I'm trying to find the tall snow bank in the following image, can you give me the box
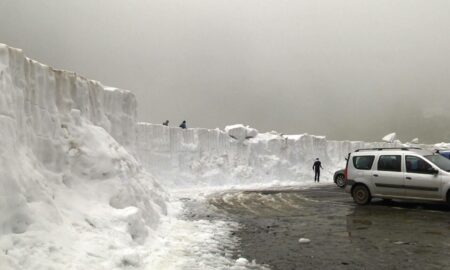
[136,123,402,188]
[0,44,167,269]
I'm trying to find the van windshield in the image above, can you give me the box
[424,155,450,172]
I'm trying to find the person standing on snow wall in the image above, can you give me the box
[313,158,323,182]
[179,120,187,129]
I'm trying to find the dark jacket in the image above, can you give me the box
[313,161,323,171]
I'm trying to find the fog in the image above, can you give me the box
[1,0,450,143]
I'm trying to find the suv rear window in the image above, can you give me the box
[353,156,375,170]
[378,155,401,172]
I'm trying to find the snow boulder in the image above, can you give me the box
[225,124,258,141]
[382,132,397,143]
[298,238,311,244]
[435,142,450,149]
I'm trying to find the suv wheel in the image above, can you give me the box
[335,174,346,188]
[352,185,371,205]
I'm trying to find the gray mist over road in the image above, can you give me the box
[1,0,450,142]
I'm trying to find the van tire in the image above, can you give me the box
[352,185,371,205]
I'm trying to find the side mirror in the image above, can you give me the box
[428,168,439,175]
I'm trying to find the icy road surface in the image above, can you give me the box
[182,185,450,270]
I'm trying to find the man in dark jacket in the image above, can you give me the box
[162,120,169,126]
[313,158,323,182]
[179,120,187,129]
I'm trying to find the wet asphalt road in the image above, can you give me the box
[184,184,450,270]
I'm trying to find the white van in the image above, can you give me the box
[344,147,450,205]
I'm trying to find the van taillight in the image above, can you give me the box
[344,153,350,181]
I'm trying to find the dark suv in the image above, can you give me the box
[438,150,450,159]
[333,169,346,188]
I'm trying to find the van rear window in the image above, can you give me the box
[378,155,401,172]
[353,156,375,170]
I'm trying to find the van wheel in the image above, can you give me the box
[352,185,371,205]
[335,174,346,188]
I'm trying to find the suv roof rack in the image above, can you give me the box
[355,147,422,152]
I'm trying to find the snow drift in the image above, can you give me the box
[0,44,167,269]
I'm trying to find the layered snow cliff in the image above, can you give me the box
[0,44,167,269]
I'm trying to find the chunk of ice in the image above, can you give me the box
[298,238,311,244]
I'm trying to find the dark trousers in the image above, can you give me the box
[314,170,320,182]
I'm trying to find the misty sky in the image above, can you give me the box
[1,0,450,143]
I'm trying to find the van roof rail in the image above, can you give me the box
[355,147,422,152]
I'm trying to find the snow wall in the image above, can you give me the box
[136,123,406,189]
[0,44,168,269]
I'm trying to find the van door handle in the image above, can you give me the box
[373,174,379,177]
[406,177,412,180]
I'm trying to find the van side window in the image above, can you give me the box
[353,156,375,170]
[378,155,401,172]
[405,155,433,174]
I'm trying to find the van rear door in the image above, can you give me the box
[348,154,376,186]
